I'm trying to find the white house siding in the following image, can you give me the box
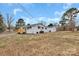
[26,24,45,34]
[47,27,56,32]
[26,24,56,34]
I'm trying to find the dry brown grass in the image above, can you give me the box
[0,31,79,56]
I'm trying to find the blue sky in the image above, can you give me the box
[0,3,79,26]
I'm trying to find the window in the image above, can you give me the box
[49,30,51,32]
[45,28,47,29]
[36,32,38,34]
[27,26,32,29]
[42,27,44,29]
[39,31,44,33]
[38,26,40,29]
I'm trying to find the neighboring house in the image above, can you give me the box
[26,23,56,34]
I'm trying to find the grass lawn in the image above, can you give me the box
[0,31,79,56]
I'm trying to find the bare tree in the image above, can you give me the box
[6,13,14,32]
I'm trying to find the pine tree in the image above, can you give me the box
[15,18,26,29]
[59,8,79,31]
[0,14,5,32]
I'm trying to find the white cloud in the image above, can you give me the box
[54,4,73,21]
[54,11,60,16]
[20,16,30,24]
[54,10,66,20]
[53,4,69,25]
[54,3,73,18]
[20,16,38,24]
[38,17,60,25]
[13,8,22,15]
[19,16,60,25]
[54,11,64,17]
[63,3,73,10]
[38,17,47,21]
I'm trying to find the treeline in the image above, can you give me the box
[0,13,15,33]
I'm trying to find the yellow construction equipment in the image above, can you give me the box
[15,18,26,34]
[16,27,26,34]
